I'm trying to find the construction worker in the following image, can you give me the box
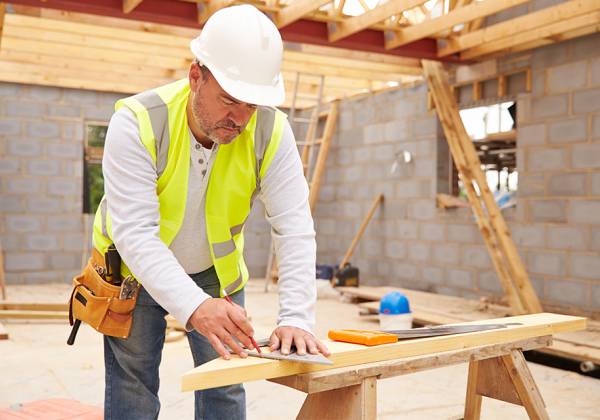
[94,5,328,419]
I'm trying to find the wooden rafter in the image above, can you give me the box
[122,0,143,14]
[462,10,600,59]
[328,0,428,42]
[439,0,600,57]
[386,0,530,49]
[276,0,331,28]
[0,2,5,50]
[198,0,236,24]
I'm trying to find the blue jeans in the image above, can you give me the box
[104,267,246,420]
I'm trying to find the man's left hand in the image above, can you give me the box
[269,326,330,357]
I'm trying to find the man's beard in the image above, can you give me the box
[191,99,242,144]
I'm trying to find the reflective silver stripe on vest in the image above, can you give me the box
[100,197,109,237]
[254,107,276,181]
[212,239,236,259]
[230,223,244,236]
[224,273,243,295]
[132,90,170,177]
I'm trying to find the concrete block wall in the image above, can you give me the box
[0,83,124,284]
[306,33,600,314]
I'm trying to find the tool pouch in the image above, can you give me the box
[68,256,139,339]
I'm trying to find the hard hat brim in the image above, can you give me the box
[191,40,285,107]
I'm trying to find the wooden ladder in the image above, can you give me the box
[422,60,542,315]
[264,75,339,290]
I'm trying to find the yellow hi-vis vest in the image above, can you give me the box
[92,78,286,296]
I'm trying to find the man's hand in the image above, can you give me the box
[269,326,330,356]
[188,298,256,360]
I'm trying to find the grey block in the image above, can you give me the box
[570,32,600,62]
[5,252,46,271]
[421,223,445,241]
[6,178,42,194]
[46,215,83,232]
[374,144,395,162]
[395,263,418,280]
[384,120,409,142]
[592,57,600,87]
[364,124,384,144]
[462,246,491,268]
[546,279,588,307]
[0,195,24,213]
[573,88,600,114]
[408,242,430,261]
[407,199,436,221]
[593,228,600,252]
[547,117,587,144]
[547,226,588,251]
[8,139,43,157]
[0,119,21,135]
[527,147,566,171]
[394,98,420,119]
[568,200,600,224]
[27,160,60,176]
[547,172,587,196]
[528,251,566,276]
[592,173,600,196]
[527,199,566,223]
[546,61,587,94]
[46,142,82,159]
[335,148,353,166]
[48,104,82,119]
[517,124,546,146]
[62,122,85,141]
[0,158,20,174]
[0,83,22,96]
[447,269,473,289]
[24,234,59,251]
[517,173,545,197]
[27,121,60,139]
[571,143,600,169]
[352,146,372,163]
[26,85,61,101]
[49,252,81,270]
[432,243,460,265]
[6,215,42,232]
[385,240,406,258]
[478,270,503,294]
[531,42,568,70]
[62,88,98,105]
[510,224,546,248]
[82,105,114,121]
[422,266,444,285]
[364,239,384,257]
[48,178,80,196]
[447,224,477,243]
[593,115,600,140]
[4,101,44,118]
[413,117,437,138]
[570,254,600,280]
[395,220,418,240]
[26,196,63,213]
[338,108,354,131]
[531,95,568,120]
[414,158,435,178]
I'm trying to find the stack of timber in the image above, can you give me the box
[337,286,600,367]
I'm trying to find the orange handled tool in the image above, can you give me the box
[328,329,398,346]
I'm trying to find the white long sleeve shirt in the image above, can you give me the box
[102,106,316,333]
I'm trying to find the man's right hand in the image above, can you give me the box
[188,298,256,360]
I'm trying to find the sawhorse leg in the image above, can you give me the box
[464,349,549,420]
[297,376,377,420]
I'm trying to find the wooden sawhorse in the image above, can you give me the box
[270,336,551,420]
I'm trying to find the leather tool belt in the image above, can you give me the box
[68,248,140,339]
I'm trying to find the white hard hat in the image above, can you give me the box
[190,5,285,107]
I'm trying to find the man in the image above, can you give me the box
[95,5,328,419]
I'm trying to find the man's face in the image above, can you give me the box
[189,63,257,144]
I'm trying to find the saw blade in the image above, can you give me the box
[247,349,333,365]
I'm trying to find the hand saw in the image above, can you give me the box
[329,323,522,346]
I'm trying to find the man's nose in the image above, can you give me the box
[228,104,255,127]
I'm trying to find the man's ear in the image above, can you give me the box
[189,62,203,91]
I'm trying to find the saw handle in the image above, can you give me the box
[328,329,398,346]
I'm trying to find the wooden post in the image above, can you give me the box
[464,350,549,420]
[422,60,542,315]
[339,194,384,268]
[297,377,377,420]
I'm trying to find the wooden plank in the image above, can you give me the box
[0,310,68,319]
[439,0,600,57]
[328,0,428,42]
[122,0,143,14]
[198,0,236,24]
[461,11,600,59]
[308,101,339,211]
[0,322,8,340]
[338,194,384,268]
[422,60,542,314]
[181,313,586,391]
[270,336,552,394]
[276,0,331,28]
[0,2,6,50]
[0,302,68,311]
[386,0,530,50]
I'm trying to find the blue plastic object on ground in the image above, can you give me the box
[379,291,411,315]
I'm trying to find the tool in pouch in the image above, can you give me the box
[67,244,140,345]
[328,323,522,346]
